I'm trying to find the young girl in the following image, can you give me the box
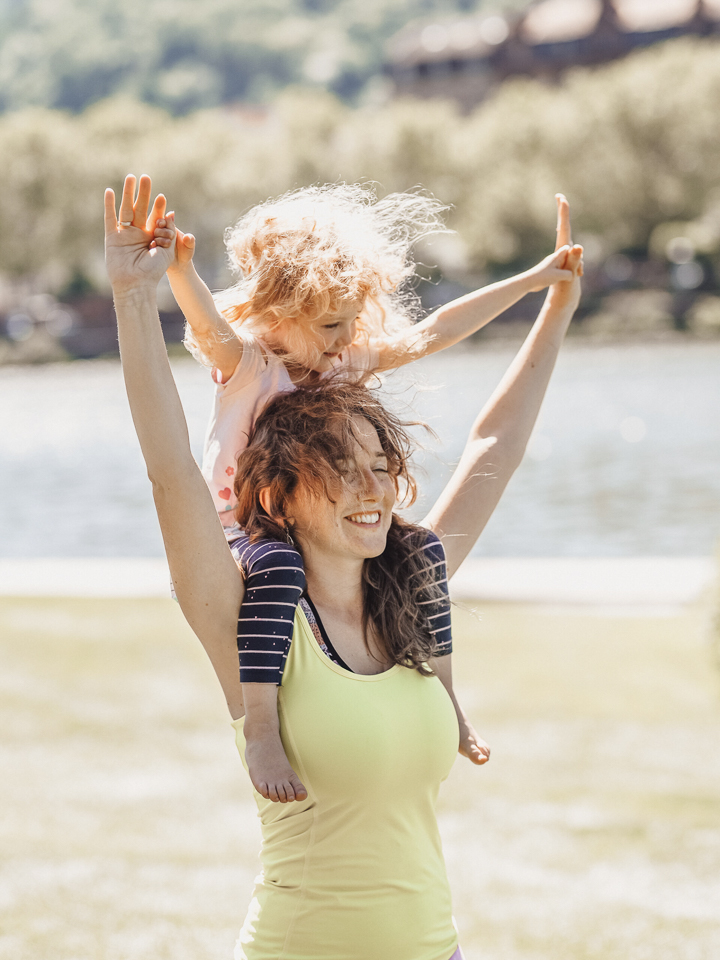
[152,184,573,804]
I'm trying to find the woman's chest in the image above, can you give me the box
[279,634,458,805]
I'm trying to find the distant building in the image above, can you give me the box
[386,0,720,110]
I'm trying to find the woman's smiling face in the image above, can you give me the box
[287,416,396,562]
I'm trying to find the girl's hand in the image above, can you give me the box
[524,245,574,292]
[104,174,176,295]
[154,214,196,274]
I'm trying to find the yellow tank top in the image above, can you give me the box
[232,605,460,960]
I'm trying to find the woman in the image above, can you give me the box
[105,175,582,960]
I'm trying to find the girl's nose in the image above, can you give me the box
[337,320,356,348]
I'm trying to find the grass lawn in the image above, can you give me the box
[0,595,718,960]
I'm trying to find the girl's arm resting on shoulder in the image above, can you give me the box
[421,248,582,580]
[107,177,245,718]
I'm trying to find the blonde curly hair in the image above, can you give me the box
[188,183,448,370]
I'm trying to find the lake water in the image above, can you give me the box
[1,339,718,558]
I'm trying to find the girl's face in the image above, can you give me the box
[304,299,364,373]
[288,416,396,565]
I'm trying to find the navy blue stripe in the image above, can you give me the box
[415,531,452,658]
[231,535,306,685]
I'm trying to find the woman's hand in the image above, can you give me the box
[546,194,583,314]
[104,174,176,296]
[501,194,583,295]
[546,244,583,313]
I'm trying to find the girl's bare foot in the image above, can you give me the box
[244,727,308,802]
[458,717,491,766]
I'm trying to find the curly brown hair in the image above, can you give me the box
[233,381,446,674]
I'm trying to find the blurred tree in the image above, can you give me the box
[451,37,720,270]
[0,0,508,113]
[2,36,720,290]
[0,109,94,286]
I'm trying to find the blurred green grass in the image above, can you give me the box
[1,596,718,960]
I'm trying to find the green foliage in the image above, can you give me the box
[452,36,720,269]
[0,108,96,280]
[0,0,505,113]
[2,36,720,288]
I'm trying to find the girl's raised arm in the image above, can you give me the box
[162,216,245,382]
[373,196,574,372]
[422,196,583,579]
[105,174,244,718]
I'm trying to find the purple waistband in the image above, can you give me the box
[448,948,465,960]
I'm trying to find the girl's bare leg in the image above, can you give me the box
[242,684,308,802]
[430,655,491,766]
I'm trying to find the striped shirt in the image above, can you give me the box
[230,529,452,684]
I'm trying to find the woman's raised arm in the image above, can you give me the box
[105,174,244,718]
[422,196,583,579]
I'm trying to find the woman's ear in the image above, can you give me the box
[258,486,293,529]
[258,488,274,517]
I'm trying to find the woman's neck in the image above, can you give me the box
[302,552,364,618]
[301,550,391,674]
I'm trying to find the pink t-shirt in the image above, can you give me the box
[201,336,379,525]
